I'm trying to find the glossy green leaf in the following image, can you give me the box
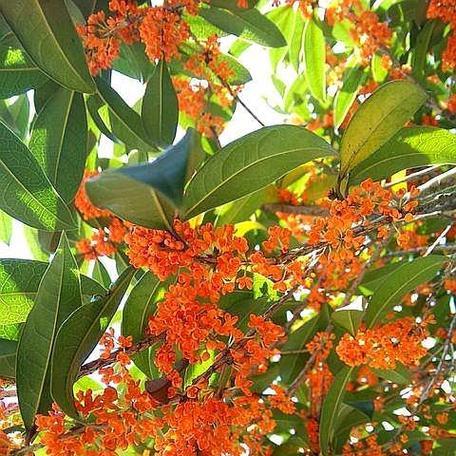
[0,259,105,325]
[372,364,412,385]
[349,127,456,185]
[339,80,427,177]
[0,94,30,140]
[184,125,335,219]
[50,267,134,421]
[364,255,445,327]
[96,78,155,152]
[331,310,363,336]
[0,0,95,93]
[0,34,48,99]
[0,338,17,378]
[0,210,12,245]
[303,17,326,102]
[319,366,355,455]
[29,87,87,202]
[16,234,82,429]
[0,323,21,341]
[200,6,286,48]
[289,12,305,71]
[333,65,367,128]
[0,120,76,231]
[122,272,171,379]
[412,20,436,80]
[86,129,200,229]
[92,260,111,289]
[142,60,178,147]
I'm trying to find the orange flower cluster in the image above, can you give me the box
[305,332,334,415]
[126,220,284,391]
[75,171,127,260]
[139,6,189,62]
[78,0,197,75]
[155,396,277,455]
[308,179,415,260]
[77,1,144,75]
[427,0,456,70]
[336,317,429,369]
[326,1,391,63]
[173,36,235,137]
[343,435,384,456]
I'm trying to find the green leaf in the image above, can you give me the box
[303,17,326,103]
[215,186,276,226]
[86,129,200,229]
[333,65,367,128]
[183,125,335,219]
[412,20,436,80]
[0,94,30,140]
[339,80,427,177]
[96,78,156,152]
[16,233,82,429]
[121,272,171,379]
[349,127,456,185]
[372,364,412,385]
[0,34,48,99]
[319,366,355,455]
[289,12,305,71]
[92,260,111,289]
[142,60,178,147]
[0,259,105,325]
[278,304,331,385]
[0,323,21,341]
[29,87,87,202]
[51,267,134,421]
[0,0,95,93]
[200,6,286,48]
[0,338,17,379]
[0,210,12,245]
[331,310,363,336]
[364,255,445,328]
[0,120,76,231]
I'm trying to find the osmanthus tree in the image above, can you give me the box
[0,0,456,454]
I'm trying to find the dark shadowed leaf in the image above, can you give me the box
[29,87,87,202]
[86,129,200,229]
[0,338,17,379]
[364,255,445,327]
[0,120,76,231]
[331,310,363,336]
[0,0,95,93]
[16,234,82,429]
[319,366,356,455]
[51,267,134,421]
[122,272,171,378]
[0,34,48,99]
[142,60,178,147]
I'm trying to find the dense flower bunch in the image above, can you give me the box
[336,317,429,369]
[427,0,456,70]
[326,0,392,64]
